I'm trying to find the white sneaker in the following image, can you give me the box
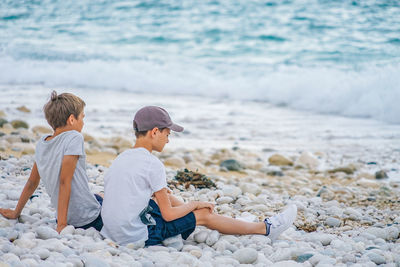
[264,204,297,241]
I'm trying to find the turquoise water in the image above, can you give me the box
[1,0,400,123]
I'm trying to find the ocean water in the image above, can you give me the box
[0,0,399,123]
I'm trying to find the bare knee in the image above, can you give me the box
[194,208,212,226]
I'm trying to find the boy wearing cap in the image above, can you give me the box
[101,106,297,246]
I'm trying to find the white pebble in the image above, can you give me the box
[194,230,208,243]
[60,225,75,236]
[233,247,258,264]
[325,217,341,227]
[205,230,219,246]
[216,196,233,204]
[36,226,59,240]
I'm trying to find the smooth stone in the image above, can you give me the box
[16,106,31,113]
[385,226,399,240]
[328,166,355,175]
[296,253,314,263]
[233,248,258,264]
[364,227,387,240]
[213,240,229,252]
[0,118,8,127]
[162,235,183,251]
[307,234,334,246]
[205,230,219,246]
[10,120,29,129]
[194,230,208,243]
[0,229,8,238]
[375,170,388,179]
[271,261,303,267]
[240,182,261,195]
[12,143,35,155]
[260,166,284,176]
[21,259,38,266]
[13,239,36,249]
[19,214,39,224]
[296,152,319,169]
[2,253,21,265]
[190,249,202,258]
[83,255,111,267]
[34,248,51,260]
[216,196,234,204]
[60,225,75,236]
[7,230,19,241]
[6,191,20,201]
[222,185,242,198]
[220,159,243,171]
[325,217,341,227]
[36,226,59,240]
[268,154,293,166]
[0,218,11,228]
[342,253,356,263]
[366,252,386,265]
[344,207,362,221]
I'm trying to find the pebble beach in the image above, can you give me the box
[1,86,400,266]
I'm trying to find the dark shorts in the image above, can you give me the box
[145,199,196,246]
[78,194,103,231]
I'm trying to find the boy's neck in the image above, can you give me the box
[47,126,76,141]
[133,138,152,153]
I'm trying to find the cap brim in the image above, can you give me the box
[170,123,184,132]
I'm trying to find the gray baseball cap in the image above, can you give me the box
[133,106,184,132]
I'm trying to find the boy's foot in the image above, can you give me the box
[264,204,297,241]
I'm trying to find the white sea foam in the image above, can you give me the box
[0,56,399,124]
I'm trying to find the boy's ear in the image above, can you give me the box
[150,127,159,137]
[66,114,75,125]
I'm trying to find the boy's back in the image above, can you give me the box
[101,147,167,245]
[35,130,100,226]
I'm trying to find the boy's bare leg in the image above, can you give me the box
[194,208,266,235]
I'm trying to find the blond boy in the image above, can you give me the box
[0,91,102,233]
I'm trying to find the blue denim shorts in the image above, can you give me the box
[145,199,196,246]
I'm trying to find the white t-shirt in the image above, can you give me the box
[100,147,167,245]
[35,130,101,227]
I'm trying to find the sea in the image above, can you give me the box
[0,0,399,124]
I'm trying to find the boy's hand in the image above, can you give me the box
[56,223,67,234]
[194,202,215,213]
[0,208,19,219]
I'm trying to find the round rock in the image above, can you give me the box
[194,230,208,243]
[268,154,293,166]
[325,217,341,227]
[222,185,242,198]
[233,248,258,264]
[205,230,219,246]
[36,226,59,240]
[216,196,234,204]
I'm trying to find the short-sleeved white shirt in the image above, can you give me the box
[35,130,101,227]
[100,147,167,245]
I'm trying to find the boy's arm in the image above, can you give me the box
[56,155,78,233]
[154,188,214,222]
[0,163,41,219]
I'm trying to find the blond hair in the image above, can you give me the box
[43,91,85,130]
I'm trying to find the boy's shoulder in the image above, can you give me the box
[37,130,83,148]
[117,148,165,167]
